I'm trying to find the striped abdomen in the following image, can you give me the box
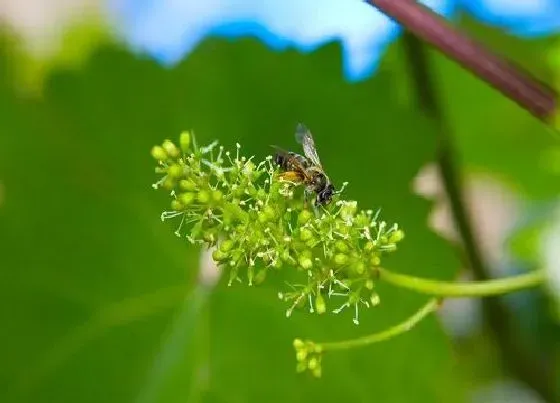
[274,151,310,172]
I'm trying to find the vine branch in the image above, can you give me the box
[378,267,545,297]
[366,0,558,122]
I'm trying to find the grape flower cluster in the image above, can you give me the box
[151,130,404,333]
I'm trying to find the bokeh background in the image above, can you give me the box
[0,1,559,402]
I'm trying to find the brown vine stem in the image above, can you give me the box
[366,0,558,123]
[400,31,556,402]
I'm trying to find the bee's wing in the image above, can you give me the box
[295,123,322,168]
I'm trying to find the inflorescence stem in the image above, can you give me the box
[377,267,545,297]
[317,298,440,352]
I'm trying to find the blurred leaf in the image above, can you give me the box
[0,33,466,403]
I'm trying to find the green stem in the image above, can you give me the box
[378,267,545,297]
[317,298,440,352]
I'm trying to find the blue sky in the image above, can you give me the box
[109,0,560,81]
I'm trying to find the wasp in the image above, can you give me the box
[272,123,335,207]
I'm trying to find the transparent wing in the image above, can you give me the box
[295,123,322,168]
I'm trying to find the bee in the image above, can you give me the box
[272,123,335,207]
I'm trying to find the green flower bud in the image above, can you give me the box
[340,201,357,220]
[212,249,228,261]
[365,241,377,251]
[197,190,210,204]
[151,145,167,161]
[179,131,191,152]
[162,176,175,190]
[170,200,183,211]
[389,229,405,243]
[167,164,183,179]
[352,261,365,274]
[334,253,348,267]
[370,293,380,306]
[354,213,370,227]
[219,239,234,252]
[370,255,381,266]
[365,279,374,290]
[263,205,276,220]
[162,139,180,158]
[296,362,307,373]
[243,161,255,175]
[315,294,326,314]
[179,192,195,206]
[179,179,197,191]
[300,228,313,242]
[308,357,319,370]
[298,210,313,225]
[293,338,305,350]
[335,240,349,253]
[212,190,223,202]
[258,212,269,224]
[296,349,308,362]
[299,256,313,270]
[203,230,216,243]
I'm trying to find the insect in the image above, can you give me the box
[272,123,335,207]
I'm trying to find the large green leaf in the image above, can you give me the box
[0,35,465,402]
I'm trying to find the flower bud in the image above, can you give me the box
[300,228,313,242]
[170,200,183,211]
[212,190,223,202]
[167,164,183,179]
[179,131,191,152]
[162,176,175,190]
[179,179,197,191]
[334,253,348,267]
[197,190,210,203]
[298,210,313,225]
[369,255,381,266]
[293,338,305,349]
[370,293,380,306]
[315,294,326,314]
[299,256,313,270]
[352,261,365,274]
[389,229,405,243]
[151,145,167,161]
[335,240,349,253]
[179,192,195,206]
[308,357,318,370]
[365,241,377,251]
[212,249,228,261]
[295,350,309,365]
[219,239,234,252]
[162,139,180,158]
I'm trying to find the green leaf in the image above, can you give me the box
[0,34,465,402]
